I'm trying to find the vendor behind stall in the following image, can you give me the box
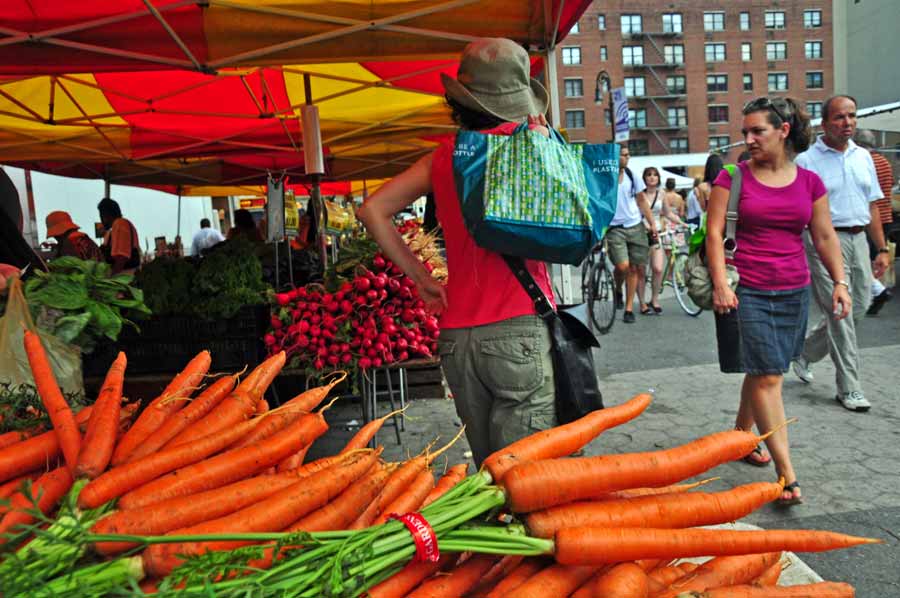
[44,211,102,262]
[97,197,140,274]
[227,208,264,244]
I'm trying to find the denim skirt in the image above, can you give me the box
[715,285,810,375]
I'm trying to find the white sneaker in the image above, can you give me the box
[836,391,871,412]
[791,357,813,383]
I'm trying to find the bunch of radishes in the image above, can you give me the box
[265,253,439,371]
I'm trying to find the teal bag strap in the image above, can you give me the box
[511,122,567,145]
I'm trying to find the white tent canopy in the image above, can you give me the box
[628,158,697,189]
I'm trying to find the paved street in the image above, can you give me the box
[311,267,900,596]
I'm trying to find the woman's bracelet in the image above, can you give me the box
[834,280,849,289]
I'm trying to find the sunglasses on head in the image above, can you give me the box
[744,97,788,123]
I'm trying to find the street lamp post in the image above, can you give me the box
[595,70,615,143]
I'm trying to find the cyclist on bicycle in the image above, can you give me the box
[637,171,685,315]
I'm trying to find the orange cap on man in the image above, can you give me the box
[45,211,79,238]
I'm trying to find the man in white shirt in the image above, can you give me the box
[606,147,657,323]
[190,218,225,256]
[792,95,890,412]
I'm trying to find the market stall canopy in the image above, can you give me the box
[0,1,587,74]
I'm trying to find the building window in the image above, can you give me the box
[706,74,728,93]
[564,78,583,98]
[623,46,644,65]
[704,12,725,32]
[624,76,646,97]
[705,43,726,62]
[595,78,609,101]
[765,11,786,30]
[709,136,730,151]
[741,42,752,62]
[805,41,823,59]
[766,42,787,61]
[806,71,824,89]
[569,20,579,34]
[621,14,642,35]
[562,47,581,65]
[807,101,823,119]
[666,75,686,95]
[629,139,649,156]
[663,44,684,65]
[804,9,822,29]
[669,138,689,153]
[565,110,585,129]
[599,46,608,61]
[598,14,606,30]
[662,13,683,33]
[708,105,729,123]
[768,73,789,91]
[629,108,647,128]
[667,107,687,127]
[743,73,753,92]
[740,12,751,31]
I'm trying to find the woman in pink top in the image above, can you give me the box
[707,97,850,506]
[357,38,557,467]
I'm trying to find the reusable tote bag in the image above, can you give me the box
[453,124,619,266]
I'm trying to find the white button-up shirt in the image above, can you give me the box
[795,136,883,227]
[191,227,225,255]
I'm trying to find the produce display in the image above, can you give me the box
[267,224,445,375]
[0,339,879,597]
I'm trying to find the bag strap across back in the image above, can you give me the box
[724,165,742,260]
[501,255,555,321]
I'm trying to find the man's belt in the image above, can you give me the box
[834,225,865,234]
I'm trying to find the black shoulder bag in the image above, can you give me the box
[503,256,603,424]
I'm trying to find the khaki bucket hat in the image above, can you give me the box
[441,37,549,123]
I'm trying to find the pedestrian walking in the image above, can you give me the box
[356,37,557,467]
[791,96,891,412]
[636,171,682,314]
[608,148,656,323]
[707,96,850,505]
[688,155,725,229]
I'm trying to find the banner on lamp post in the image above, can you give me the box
[611,87,630,143]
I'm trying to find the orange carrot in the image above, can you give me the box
[287,460,389,532]
[0,426,45,450]
[753,559,782,587]
[686,582,855,597]
[231,411,303,451]
[596,478,718,501]
[0,406,93,483]
[340,407,403,453]
[655,553,782,598]
[163,387,258,450]
[256,398,269,414]
[0,472,42,500]
[502,562,597,598]
[524,482,783,538]
[484,393,652,482]
[111,350,211,465]
[74,352,127,480]
[554,528,878,565]
[592,562,650,598]
[648,565,686,588]
[503,429,765,512]
[406,553,498,598]
[348,491,384,530]
[279,372,345,413]
[363,553,454,598]
[373,469,434,525]
[141,448,377,577]
[126,373,237,462]
[118,412,328,510]
[248,351,286,398]
[276,444,310,472]
[567,566,611,598]
[679,561,700,574]
[90,453,365,555]
[421,463,469,508]
[0,466,73,544]
[470,555,525,597]
[484,558,550,598]
[23,330,82,475]
[349,453,435,529]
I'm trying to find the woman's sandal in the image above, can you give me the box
[777,481,803,506]
[640,304,652,315]
[740,444,772,467]
[652,304,662,314]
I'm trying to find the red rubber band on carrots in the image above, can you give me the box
[388,512,440,563]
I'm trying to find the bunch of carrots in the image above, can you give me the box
[0,331,881,597]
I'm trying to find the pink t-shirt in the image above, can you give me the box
[431,123,555,329]
[714,161,827,291]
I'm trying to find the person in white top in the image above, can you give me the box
[636,170,683,314]
[190,218,225,256]
[606,147,656,323]
[792,95,890,412]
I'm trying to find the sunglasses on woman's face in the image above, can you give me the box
[744,97,788,123]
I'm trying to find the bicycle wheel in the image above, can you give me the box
[671,252,703,317]
[589,259,617,333]
[580,253,595,303]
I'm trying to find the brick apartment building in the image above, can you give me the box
[555,1,834,156]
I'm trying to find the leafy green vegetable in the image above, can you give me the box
[23,258,151,354]
[0,381,87,433]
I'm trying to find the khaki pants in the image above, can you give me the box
[438,315,556,467]
[802,231,872,395]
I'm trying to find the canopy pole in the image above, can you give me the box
[176,187,183,256]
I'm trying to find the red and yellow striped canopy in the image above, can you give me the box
[0,1,587,191]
